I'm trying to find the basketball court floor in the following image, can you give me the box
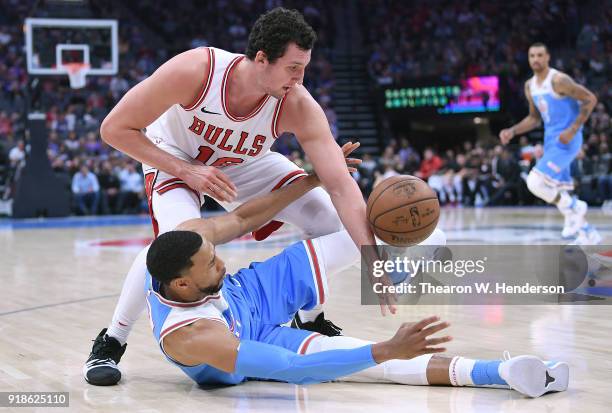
[1,207,611,412]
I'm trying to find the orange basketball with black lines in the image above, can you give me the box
[367,175,440,247]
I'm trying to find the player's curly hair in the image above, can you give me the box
[146,230,202,284]
[246,7,316,63]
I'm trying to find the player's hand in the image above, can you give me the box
[499,128,514,145]
[377,272,398,316]
[558,128,576,145]
[182,162,237,202]
[373,316,451,362]
[366,266,398,317]
[341,141,362,173]
[364,248,398,316]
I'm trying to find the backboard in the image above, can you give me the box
[24,18,118,87]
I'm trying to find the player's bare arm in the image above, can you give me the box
[552,72,598,144]
[499,81,542,145]
[278,85,397,316]
[100,48,237,202]
[162,316,450,375]
[177,174,320,244]
[175,142,361,244]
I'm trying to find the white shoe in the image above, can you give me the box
[499,351,569,398]
[561,199,587,238]
[571,225,602,245]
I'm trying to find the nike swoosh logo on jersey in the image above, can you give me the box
[201,107,222,115]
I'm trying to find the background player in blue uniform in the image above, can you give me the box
[143,161,569,398]
[499,42,600,244]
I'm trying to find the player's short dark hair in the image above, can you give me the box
[246,7,316,63]
[146,231,203,284]
[529,42,549,53]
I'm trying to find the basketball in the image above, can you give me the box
[367,175,440,246]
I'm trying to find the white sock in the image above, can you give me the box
[106,246,149,345]
[449,356,509,388]
[298,305,323,323]
[449,356,476,386]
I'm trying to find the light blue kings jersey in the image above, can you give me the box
[528,68,582,146]
[144,272,250,385]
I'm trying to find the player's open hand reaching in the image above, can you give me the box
[341,141,362,173]
[372,316,452,363]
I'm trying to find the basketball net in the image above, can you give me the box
[61,62,90,89]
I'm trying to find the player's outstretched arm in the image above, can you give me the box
[499,81,541,145]
[178,174,320,245]
[552,73,598,144]
[100,49,237,202]
[162,316,451,385]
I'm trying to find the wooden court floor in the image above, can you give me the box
[1,207,611,412]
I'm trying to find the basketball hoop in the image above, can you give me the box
[61,62,90,89]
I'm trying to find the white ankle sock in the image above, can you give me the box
[449,356,476,386]
[106,323,130,346]
[299,305,323,323]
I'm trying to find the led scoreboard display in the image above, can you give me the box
[382,75,501,115]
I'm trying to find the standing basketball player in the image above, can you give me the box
[84,8,436,385]
[499,43,600,244]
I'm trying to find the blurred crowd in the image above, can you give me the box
[0,0,610,217]
[0,0,337,216]
[360,0,612,117]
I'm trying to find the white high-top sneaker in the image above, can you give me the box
[499,351,569,398]
[571,224,603,246]
[561,199,587,238]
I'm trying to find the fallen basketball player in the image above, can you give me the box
[143,171,568,398]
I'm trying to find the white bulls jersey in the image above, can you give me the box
[144,47,286,169]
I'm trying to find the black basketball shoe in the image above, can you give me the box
[291,312,343,336]
[83,328,127,386]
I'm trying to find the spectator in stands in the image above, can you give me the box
[460,150,488,206]
[72,165,100,215]
[117,162,144,214]
[431,149,462,205]
[379,145,400,171]
[8,140,26,169]
[98,161,122,215]
[590,103,610,134]
[0,111,13,137]
[571,148,597,204]
[373,163,400,187]
[397,138,419,166]
[594,142,612,204]
[83,132,103,156]
[65,131,81,153]
[360,153,378,176]
[415,148,442,181]
[487,147,525,206]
